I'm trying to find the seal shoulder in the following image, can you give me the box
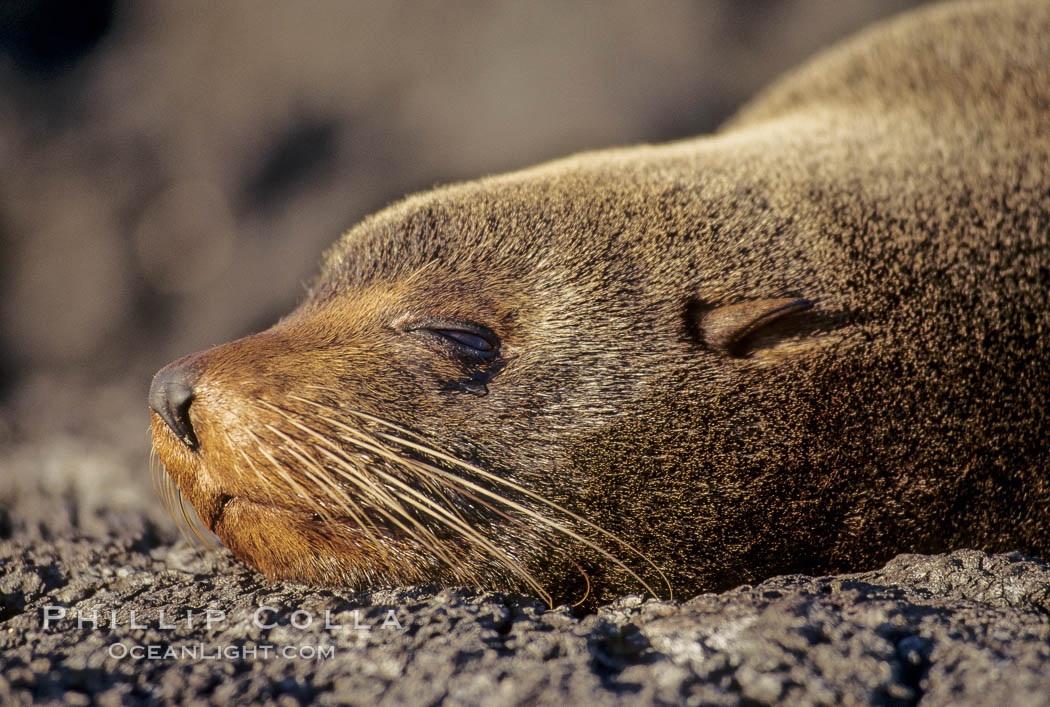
[726,0,1050,131]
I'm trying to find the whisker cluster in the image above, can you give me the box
[152,390,671,606]
[149,435,216,550]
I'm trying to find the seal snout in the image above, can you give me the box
[149,363,200,450]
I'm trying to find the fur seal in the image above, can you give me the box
[150,0,1049,607]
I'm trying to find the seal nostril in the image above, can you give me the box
[149,364,200,450]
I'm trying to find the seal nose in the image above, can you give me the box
[149,363,200,449]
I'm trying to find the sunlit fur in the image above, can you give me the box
[151,385,669,607]
[151,0,1050,607]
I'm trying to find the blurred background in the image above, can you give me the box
[0,0,927,530]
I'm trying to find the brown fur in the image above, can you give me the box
[150,0,1050,607]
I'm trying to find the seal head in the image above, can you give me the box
[151,0,1050,606]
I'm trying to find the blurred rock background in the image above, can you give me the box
[0,0,925,501]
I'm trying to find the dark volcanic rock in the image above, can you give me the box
[2,532,1049,705]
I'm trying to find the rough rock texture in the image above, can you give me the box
[3,453,1049,706]
[5,545,1050,706]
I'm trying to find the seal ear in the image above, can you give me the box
[698,297,813,356]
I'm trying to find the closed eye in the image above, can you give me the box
[435,329,494,352]
[405,320,500,358]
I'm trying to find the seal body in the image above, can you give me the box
[150,0,1050,606]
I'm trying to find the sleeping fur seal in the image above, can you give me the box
[149,0,1049,606]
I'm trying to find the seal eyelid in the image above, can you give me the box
[434,329,494,353]
[405,320,500,356]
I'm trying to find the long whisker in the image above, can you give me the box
[278,401,595,604]
[246,428,426,576]
[259,401,518,587]
[176,484,214,549]
[260,421,404,568]
[258,397,567,599]
[263,423,364,521]
[292,395,670,599]
[356,411,672,599]
[150,429,216,549]
[237,443,391,563]
[375,432,654,598]
[255,405,468,574]
[246,429,333,522]
[311,446,469,573]
[319,442,552,602]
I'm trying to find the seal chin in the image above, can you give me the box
[206,493,234,533]
[210,494,497,589]
[210,495,373,540]
[210,496,356,583]
[149,399,527,591]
